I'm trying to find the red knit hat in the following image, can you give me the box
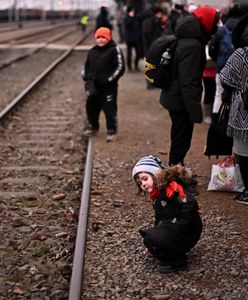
[193,6,217,33]
[94,27,112,41]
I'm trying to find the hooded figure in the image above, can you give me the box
[132,155,202,273]
[159,6,219,166]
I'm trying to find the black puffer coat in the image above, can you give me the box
[84,41,125,93]
[141,187,202,253]
[159,15,207,123]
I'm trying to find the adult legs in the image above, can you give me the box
[234,154,248,203]
[134,42,141,70]
[126,43,133,71]
[168,110,194,166]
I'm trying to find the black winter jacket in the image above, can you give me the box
[142,14,163,55]
[124,15,141,44]
[84,41,125,93]
[142,187,202,253]
[159,15,207,123]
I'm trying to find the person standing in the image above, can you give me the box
[124,6,142,72]
[142,6,164,57]
[208,5,240,120]
[95,6,113,31]
[159,6,220,166]
[219,13,248,204]
[83,27,125,142]
[80,14,89,32]
[142,6,164,89]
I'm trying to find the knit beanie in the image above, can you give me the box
[192,6,217,33]
[94,27,112,41]
[132,155,164,178]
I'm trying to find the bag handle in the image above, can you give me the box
[219,156,236,167]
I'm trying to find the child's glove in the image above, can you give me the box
[85,80,98,97]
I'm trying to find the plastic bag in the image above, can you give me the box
[207,156,244,192]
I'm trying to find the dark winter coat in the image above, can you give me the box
[95,8,112,30]
[84,41,125,93]
[159,15,207,123]
[124,14,141,44]
[142,14,163,55]
[141,186,202,254]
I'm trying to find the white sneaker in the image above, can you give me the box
[106,134,117,142]
[83,129,98,137]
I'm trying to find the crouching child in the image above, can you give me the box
[132,155,202,273]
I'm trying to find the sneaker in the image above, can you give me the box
[82,129,98,137]
[106,134,117,142]
[157,262,188,274]
[235,190,248,205]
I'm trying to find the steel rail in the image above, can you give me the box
[0,28,78,71]
[0,20,77,43]
[69,137,94,300]
[0,31,92,121]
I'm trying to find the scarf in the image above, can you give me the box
[219,47,248,141]
[149,181,186,201]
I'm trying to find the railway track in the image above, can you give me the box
[0,24,94,112]
[1,21,248,300]
[0,22,86,71]
[0,27,94,299]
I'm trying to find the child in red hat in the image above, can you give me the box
[82,27,125,142]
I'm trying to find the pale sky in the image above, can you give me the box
[0,0,116,11]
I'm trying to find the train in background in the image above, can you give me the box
[0,8,84,23]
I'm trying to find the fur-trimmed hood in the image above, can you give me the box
[156,165,193,187]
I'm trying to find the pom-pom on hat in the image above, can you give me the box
[94,27,112,41]
[132,155,164,178]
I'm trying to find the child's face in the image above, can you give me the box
[136,172,154,193]
[96,36,109,47]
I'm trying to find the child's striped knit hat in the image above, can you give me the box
[132,155,164,178]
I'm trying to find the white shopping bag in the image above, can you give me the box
[207,156,244,192]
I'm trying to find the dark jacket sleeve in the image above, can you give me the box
[208,28,224,62]
[84,51,96,81]
[95,46,125,85]
[175,194,199,228]
[177,40,203,123]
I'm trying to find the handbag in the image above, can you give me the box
[204,102,233,158]
[207,156,244,192]
[85,79,98,97]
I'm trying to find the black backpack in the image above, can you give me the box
[144,35,178,89]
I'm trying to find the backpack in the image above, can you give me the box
[144,35,178,89]
[216,26,235,70]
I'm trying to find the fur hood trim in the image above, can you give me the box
[156,165,193,186]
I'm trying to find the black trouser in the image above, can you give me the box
[169,110,194,166]
[126,42,140,70]
[203,77,216,105]
[235,154,248,190]
[143,236,188,267]
[86,90,117,134]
